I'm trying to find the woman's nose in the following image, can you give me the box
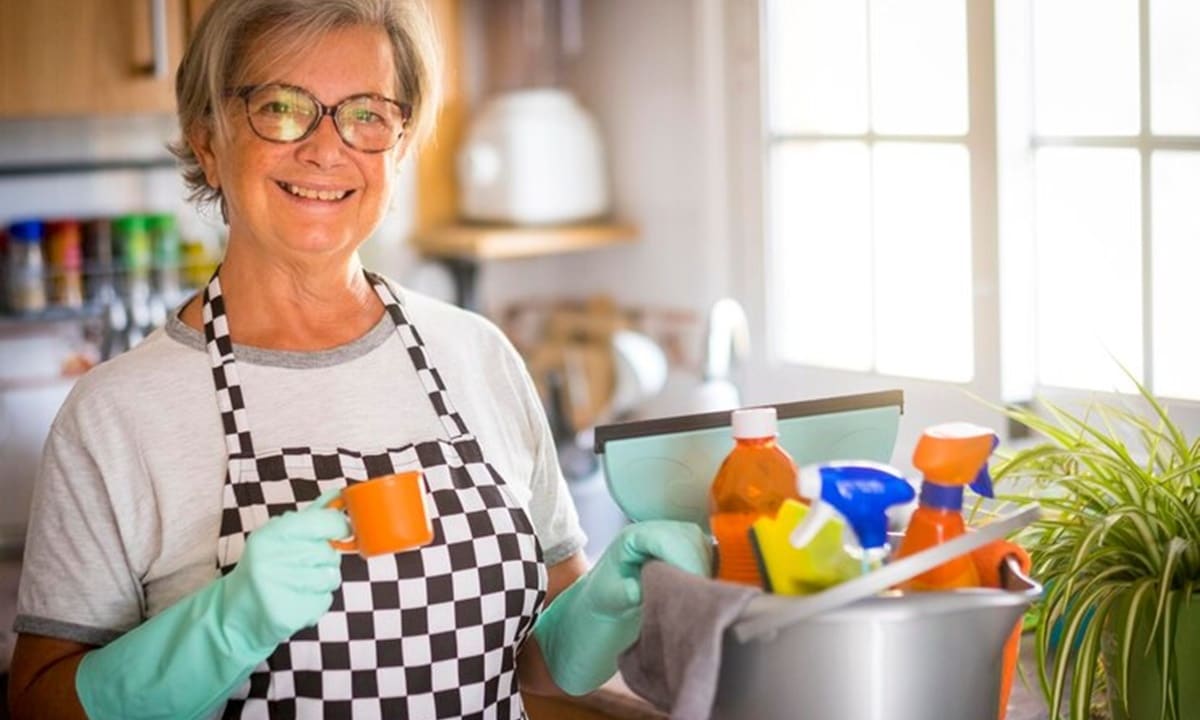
[296,114,347,167]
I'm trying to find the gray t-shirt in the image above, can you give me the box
[15,279,585,645]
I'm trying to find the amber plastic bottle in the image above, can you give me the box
[709,408,800,586]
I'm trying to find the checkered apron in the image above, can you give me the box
[202,271,548,719]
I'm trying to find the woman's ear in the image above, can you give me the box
[189,123,222,190]
[391,135,412,169]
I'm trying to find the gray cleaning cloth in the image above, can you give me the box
[619,561,761,720]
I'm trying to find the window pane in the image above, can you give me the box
[873,143,974,381]
[770,142,872,370]
[1150,0,1200,134]
[870,0,968,135]
[1034,148,1143,391]
[1033,0,1139,135]
[1151,152,1200,400]
[766,0,868,134]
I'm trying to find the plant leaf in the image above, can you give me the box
[1118,579,1156,716]
[1146,537,1189,649]
[1070,590,1115,720]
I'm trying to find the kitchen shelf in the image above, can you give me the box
[411,221,639,310]
[412,221,638,261]
[0,156,177,178]
[0,305,104,339]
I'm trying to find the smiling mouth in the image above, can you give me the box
[277,181,354,202]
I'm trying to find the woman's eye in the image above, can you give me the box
[351,109,382,124]
[262,101,293,114]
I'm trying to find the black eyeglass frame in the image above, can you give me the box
[229,83,413,153]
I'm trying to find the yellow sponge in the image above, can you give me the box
[750,499,860,595]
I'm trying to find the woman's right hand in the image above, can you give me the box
[221,490,351,653]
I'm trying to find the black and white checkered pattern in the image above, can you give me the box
[203,270,548,719]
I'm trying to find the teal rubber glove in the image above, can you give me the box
[76,491,350,720]
[533,520,712,696]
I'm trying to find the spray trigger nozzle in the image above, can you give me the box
[789,502,836,549]
[970,462,995,498]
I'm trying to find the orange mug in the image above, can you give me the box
[329,471,434,557]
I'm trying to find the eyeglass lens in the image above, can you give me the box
[244,85,407,152]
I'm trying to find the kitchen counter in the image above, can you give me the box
[524,675,665,720]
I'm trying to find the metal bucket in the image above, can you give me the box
[713,558,1040,720]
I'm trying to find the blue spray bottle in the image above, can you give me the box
[788,461,916,574]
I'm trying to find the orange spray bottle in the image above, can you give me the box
[895,422,998,590]
[710,407,801,586]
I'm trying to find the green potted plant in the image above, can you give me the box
[993,380,1199,720]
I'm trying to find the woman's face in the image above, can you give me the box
[193,24,405,264]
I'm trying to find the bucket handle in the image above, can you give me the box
[731,505,1041,644]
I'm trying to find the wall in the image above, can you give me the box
[465,0,725,323]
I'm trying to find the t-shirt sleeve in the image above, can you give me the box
[14,419,146,645]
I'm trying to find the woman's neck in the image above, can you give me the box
[181,245,385,351]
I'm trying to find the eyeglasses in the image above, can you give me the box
[230,83,412,153]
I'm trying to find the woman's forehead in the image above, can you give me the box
[237,24,399,98]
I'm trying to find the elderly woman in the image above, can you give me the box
[6,1,708,718]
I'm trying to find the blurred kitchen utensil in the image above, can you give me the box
[694,297,749,413]
[635,297,750,418]
[545,368,598,475]
[702,299,749,382]
[457,88,609,225]
[527,297,624,433]
[610,329,668,418]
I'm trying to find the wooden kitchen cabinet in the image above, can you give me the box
[0,0,214,117]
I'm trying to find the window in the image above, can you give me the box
[764,0,975,384]
[754,0,1200,404]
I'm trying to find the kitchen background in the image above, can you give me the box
[0,0,752,684]
[0,0,747,555]
[3,0,1199,709]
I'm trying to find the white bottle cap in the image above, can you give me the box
[731,407,777,439]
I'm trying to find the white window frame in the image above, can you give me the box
[716,0,1200,458]
[720,0,1004,464]
[998,0,1200,423]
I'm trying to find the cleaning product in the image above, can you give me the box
[973,540,1033,720]
[709,407,800,586]
[894,421,998,590]
[787,461,916,574]
[749,498,860,595]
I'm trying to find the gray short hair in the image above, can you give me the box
[170,0,441,215]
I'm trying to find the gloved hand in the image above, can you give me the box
[533,520,712,696]
[76,491,349,720]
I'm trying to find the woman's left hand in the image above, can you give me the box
[531,521,712,695]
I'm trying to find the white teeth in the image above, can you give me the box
[284,183,349,201]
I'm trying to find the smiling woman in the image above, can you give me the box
[5,1,713,719]
[186,24,407,290]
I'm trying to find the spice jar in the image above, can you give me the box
[47,220,84,309]
[147,213,181,300]
[6,220,47,314]
[83,218,117,304]
[112,215,152,299]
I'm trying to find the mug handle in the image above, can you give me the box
[327,495,358,552]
